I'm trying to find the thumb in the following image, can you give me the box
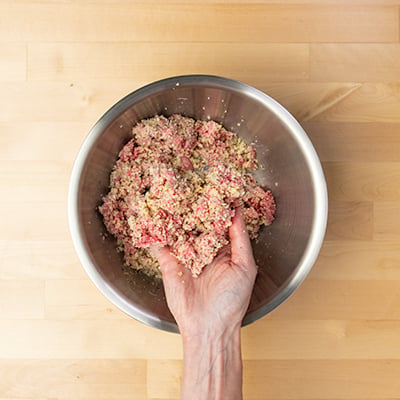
[151,245,181,277]
[229,209,257,270]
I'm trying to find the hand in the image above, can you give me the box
[152,209,256,400]
[152,208,258,337]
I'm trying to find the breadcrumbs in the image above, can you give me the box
[99,114,275,278]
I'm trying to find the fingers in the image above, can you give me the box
[229,208,257,271]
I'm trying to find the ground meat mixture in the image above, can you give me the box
[99,114,275,278]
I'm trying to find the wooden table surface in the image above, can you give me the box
[1,1,400,399]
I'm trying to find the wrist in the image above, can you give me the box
[180,324,243,400]
[180,320,241,345]
[181,322,242,361]
[178,309,243,340]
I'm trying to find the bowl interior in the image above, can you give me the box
[71,76,326,332]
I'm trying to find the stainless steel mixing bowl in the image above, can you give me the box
[68,75,328,332]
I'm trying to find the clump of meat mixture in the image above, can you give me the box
[99,114,275,278]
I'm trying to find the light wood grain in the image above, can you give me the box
[27,42,310,83]
[0,81,135,123]
[0,280,44,319]
[3,81,399,124]
[305,122,400,162]
[1,1,400,399]
[44,279,127,320]
[323,162,400,201]
[11,0,400,3]
[310,43,400,82]
[0,44,26,82]
[41,276,400,351]
[0,201,69,241]
[43,277,400,321]
[242,360,400,399]
[0,319,182,360]
[264,83,400,123]
[374,201,400,240]
[313,240,400,280]
[0,161,69,202]
[305,83,400,123]
[268,279,400,320]
[0,359,147,400]
[148,359,400,399]
[147,360,181,399]
[1,3,397,43]
[4,317,400,361]
[242,320,400,360]
[0,121,91,161]
[0,240,85,280]
[325,201,373,241]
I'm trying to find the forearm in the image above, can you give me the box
[180,324,243,400]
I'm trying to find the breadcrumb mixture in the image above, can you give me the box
[99,114,275,278]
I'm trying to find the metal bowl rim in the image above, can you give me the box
[68,74,328,332]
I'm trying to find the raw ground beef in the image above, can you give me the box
[99,114,275,278]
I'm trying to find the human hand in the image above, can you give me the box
[152,208,258,337]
